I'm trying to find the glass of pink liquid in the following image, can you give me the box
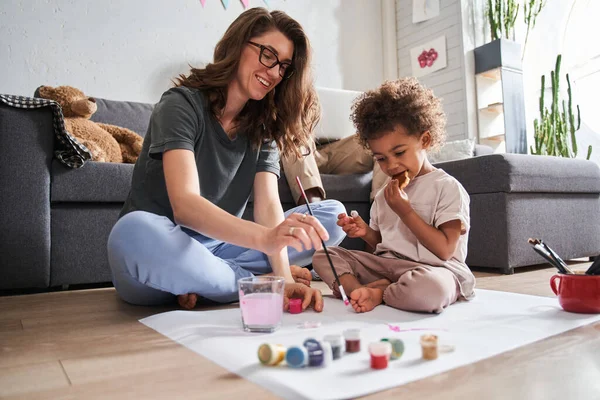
[238,276,285,333]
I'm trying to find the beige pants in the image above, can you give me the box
[312,247,460,313]
[281,136,388,204]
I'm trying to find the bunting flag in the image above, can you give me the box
[221,0,229,9]
[240,0,250,8]
[199,0,206,7]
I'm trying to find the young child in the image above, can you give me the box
[312,78,475,314]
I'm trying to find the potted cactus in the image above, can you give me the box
[531,54,592,160]
[475,0,521,72]
[486,0,519,41]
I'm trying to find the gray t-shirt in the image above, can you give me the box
[120,86,281,222]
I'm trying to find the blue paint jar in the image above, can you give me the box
[286,346,308,368]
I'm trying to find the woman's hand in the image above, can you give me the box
[258,212,329,256]
[336,212,368,238]
[283,282,324,312]
[384,179,412,218]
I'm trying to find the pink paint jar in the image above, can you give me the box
[289,298,302,314]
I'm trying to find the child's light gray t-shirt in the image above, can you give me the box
[370,168,475,299]
[120,86,280,223]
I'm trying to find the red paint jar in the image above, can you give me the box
[289,298,302,314]
[369,342,392,370]
[343,329,361,353]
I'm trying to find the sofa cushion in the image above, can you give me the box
[437,154,600,194]
[90,98,154,137]
[246,171,373,205]
[321,172,373,202]
[51,160,372,205]
[51,160,134,203]
[313,87,362,141]
[428,139,475,163]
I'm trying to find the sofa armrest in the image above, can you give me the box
[0,103,54,289]
[436,153,600,195]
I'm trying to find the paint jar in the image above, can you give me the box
[289,298,303,314]
[369,342,392,370]
[323,334,344,360]
[320,340,333,367]
[343,329,361,353]
[303,338,324,367]
[286,346,308,368]
[381,338,405,360]
[420,334,439,360]
[257,343,287,366]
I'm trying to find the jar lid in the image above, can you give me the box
[286,346,308,368]
[369,341,392,356]
[343,328,361,340]
[323,334,344,347]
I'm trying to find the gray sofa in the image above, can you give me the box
[2,95,600,291]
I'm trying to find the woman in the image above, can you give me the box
[107,8,345,311]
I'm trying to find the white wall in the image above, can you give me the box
[395,0,470,141]
[0,0,384,103]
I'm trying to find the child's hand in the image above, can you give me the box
[384,179,412,217]
[336,212,368,238]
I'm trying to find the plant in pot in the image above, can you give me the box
[485,0,546,45]
[531,54,592,160]
[474,0,548,155]
[486,0,519,41]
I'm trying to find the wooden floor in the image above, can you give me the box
[1,264,599,400]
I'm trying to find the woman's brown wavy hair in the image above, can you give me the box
[174,7,320,158]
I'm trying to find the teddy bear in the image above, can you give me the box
[37,85,143,163]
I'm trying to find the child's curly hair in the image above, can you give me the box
[350,78,446,151]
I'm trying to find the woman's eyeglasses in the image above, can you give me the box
[248,41,295,79]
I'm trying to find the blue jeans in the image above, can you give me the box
[107,200,346,305]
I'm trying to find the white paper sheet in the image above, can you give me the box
[413,0,440,23]
[140,290,600,400]
[410,35,447,78]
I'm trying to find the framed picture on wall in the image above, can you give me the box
[410,35,447,78]
[413,0,440,23]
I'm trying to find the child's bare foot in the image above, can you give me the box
[178,293,198,309]
[290,265,311,287]
[350,287,384,313]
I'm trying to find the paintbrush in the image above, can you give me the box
[295,176,350,306]
[528,238,573,274]
[540,241,572,274]
[586,257,600,275]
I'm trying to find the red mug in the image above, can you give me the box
[550,273,600,313]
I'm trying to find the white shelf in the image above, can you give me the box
[478,68,501,81]
[479,102,504,114]
[480,133,505,140]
